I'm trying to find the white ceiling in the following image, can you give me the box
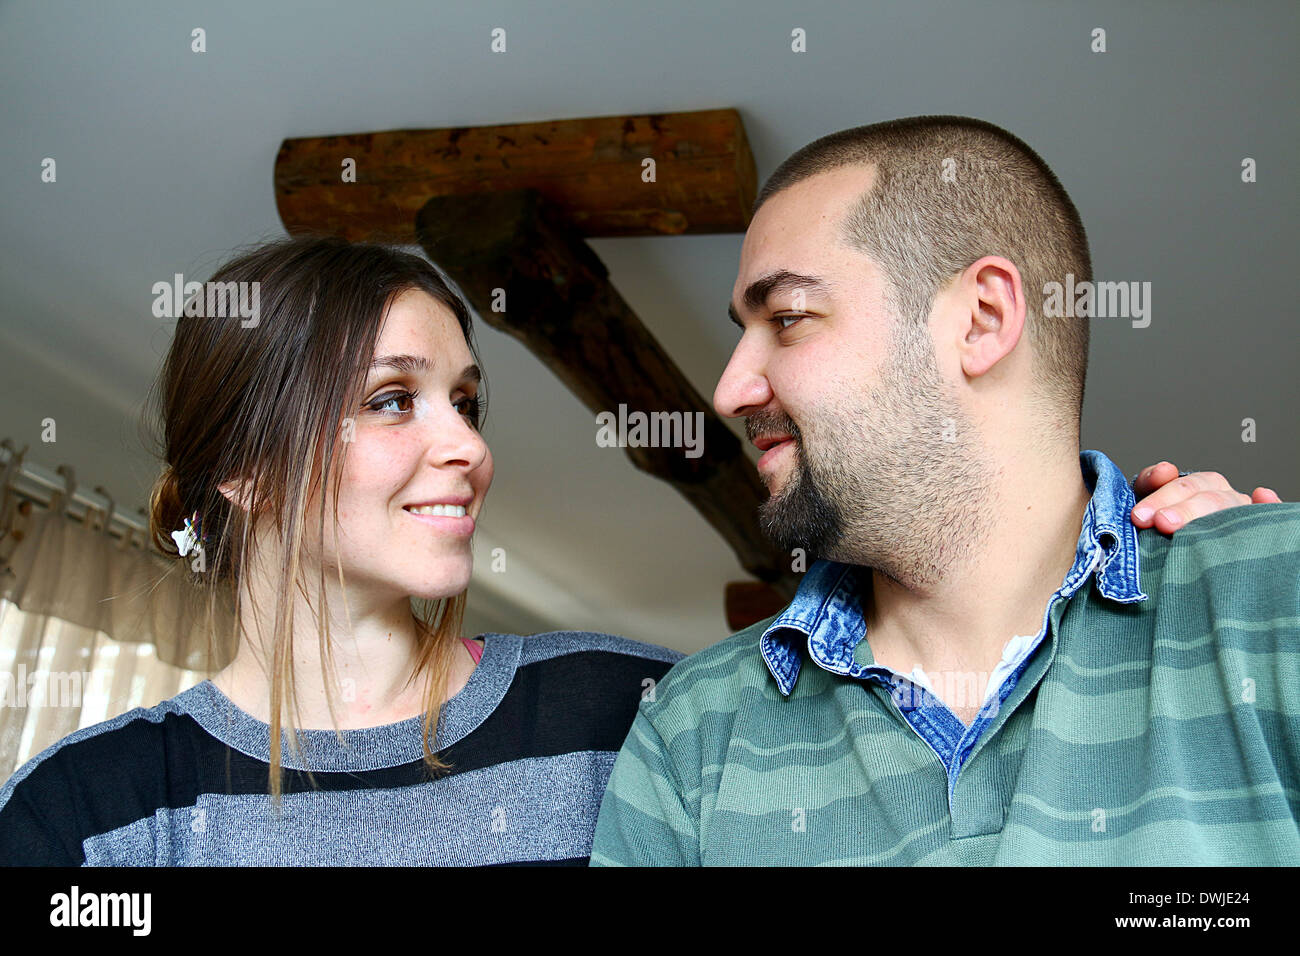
[2,0,1296,653]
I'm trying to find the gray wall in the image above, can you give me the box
[1,0,1295,651]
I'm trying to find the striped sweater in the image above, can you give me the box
[592,451,1300,865]
[0,631,681,866]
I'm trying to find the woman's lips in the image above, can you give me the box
[402,507,475,536]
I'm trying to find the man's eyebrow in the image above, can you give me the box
[729,270,833,325]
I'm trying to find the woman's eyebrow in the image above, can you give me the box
[368,355,480,385]
[369,353,431,375]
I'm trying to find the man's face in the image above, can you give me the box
[714,166,985,577]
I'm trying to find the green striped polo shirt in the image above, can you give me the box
[591,450,1300,865]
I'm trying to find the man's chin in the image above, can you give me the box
[758,458,798,506]
[758,503,810,555]
[757,487,843,560]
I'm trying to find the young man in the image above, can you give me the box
[591,116,1296,865]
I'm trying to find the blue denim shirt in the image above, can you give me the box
[759,449,1149,806]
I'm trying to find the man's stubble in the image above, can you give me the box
[752,317,996,590]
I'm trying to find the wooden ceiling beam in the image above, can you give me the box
[276,108,757,242]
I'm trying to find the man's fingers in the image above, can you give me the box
[1251,487,1283,503]
[1152,490,1251,533]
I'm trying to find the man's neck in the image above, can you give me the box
[863,449,1091,691]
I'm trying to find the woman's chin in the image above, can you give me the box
[406,571,472,602]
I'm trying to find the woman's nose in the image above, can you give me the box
[427,406,489,471]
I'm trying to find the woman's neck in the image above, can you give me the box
[211,588,473,730]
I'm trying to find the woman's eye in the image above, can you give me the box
[366,389,417,415]
[456,394,485,427]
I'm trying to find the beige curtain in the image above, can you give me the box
[0,452,234,779]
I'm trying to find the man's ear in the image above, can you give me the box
[954,255,1027,380]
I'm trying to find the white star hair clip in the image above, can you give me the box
[170,511,204,557]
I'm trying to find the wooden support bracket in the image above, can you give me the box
[416,189,797,598]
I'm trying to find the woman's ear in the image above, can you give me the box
[218,478,254,513]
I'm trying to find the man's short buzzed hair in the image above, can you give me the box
[754,115,1092,430]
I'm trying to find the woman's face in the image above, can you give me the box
[324,289,493,603]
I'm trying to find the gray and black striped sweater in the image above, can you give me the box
[0,630,683,866]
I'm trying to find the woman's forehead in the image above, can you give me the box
[378,290,469,352]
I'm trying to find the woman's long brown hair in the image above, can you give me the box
[145,236,484,802]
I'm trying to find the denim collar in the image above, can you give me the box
[759,449,1149,696]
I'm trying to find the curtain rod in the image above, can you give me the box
[0,442,150,536]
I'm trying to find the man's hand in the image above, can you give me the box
[1132,461,1283,534]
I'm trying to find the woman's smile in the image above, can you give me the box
[401,504,475,535]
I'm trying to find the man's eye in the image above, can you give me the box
[774,314,804,330]
[366,389,418,414]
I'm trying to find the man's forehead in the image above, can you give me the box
[733,166,879,303]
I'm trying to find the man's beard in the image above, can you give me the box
[750,320,994,588]
[751,415,845,559]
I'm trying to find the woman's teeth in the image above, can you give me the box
[405,504,467,517]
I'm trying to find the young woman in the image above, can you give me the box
[0,237,681,865]
[0,237,1260,866]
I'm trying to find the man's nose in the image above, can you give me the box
[713,338,773,419]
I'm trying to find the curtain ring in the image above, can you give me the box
[0,439,27,488]
[55,464,77,515]
[0,440,28,523]
[93,484,115,531]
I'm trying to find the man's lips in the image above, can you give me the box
[755,436,795,471]
[752,434,793,452]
